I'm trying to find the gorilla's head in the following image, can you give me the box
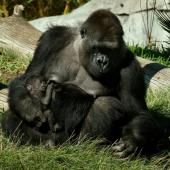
[25,75,46,98]
[78,9,126,79]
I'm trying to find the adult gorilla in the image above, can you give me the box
[2,9,160,157]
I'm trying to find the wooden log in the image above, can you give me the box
[0,87,8,112]
[0,6,42,56]
[139,57,170,90]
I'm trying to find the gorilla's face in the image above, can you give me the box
[78,10,125,79]
[25,76,46,98]
[89,46,112,74]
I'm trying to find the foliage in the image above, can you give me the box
[157,11,170,34]
[0,0,89,19]
[156,10,170,54]
[140,0,157,46]
[129,45,170,67]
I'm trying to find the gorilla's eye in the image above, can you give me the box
[92,46,98,53]
[80,28,87,39]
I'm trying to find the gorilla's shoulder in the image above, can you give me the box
[38,26,77,45]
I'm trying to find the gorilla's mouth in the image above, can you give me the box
[98,62,109,73]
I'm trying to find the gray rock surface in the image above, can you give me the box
[29,0,170,49]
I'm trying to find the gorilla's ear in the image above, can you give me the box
[80,28,87,39]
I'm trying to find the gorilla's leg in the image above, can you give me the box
[79,96,128,141]
[79,97,160,157]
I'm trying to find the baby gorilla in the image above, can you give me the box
[2,75,56,146]
[25,76,94,144]
[24,75,51,127]
[25,75,46,99]
[26,77,63,133]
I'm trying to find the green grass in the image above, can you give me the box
[0,47,170,169]
[129,45,170,67]
[0,48,31,84]
[0,128,169,169]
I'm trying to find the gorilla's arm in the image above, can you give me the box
[114,51,160,157]
[49,84,94,135]
[119,51,147,114]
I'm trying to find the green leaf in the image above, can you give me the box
[156,10,170,49]
[156,10,170,34]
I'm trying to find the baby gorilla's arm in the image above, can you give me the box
[41,82,54,105]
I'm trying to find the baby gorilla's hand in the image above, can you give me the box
[24,103,46,127]
[41,81,60,106]
[32,111,46,127]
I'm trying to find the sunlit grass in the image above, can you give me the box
[0,48,31,84]
[0,128,169,169]
[129,45,170,67]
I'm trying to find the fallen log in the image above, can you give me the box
[140,58,170,90]
[0,87,8,112]
[0,5,42,56]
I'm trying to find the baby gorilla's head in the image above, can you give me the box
[25,75,47,98]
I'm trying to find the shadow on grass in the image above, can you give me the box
[150,109,170,152]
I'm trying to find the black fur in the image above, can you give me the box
[48,83,94,144]
[2,9,161,156]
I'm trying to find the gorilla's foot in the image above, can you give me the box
[112,138,138,158]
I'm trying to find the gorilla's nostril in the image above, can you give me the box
[97,58,103,64]
[96,56,109,67]
[103,60,108,66]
